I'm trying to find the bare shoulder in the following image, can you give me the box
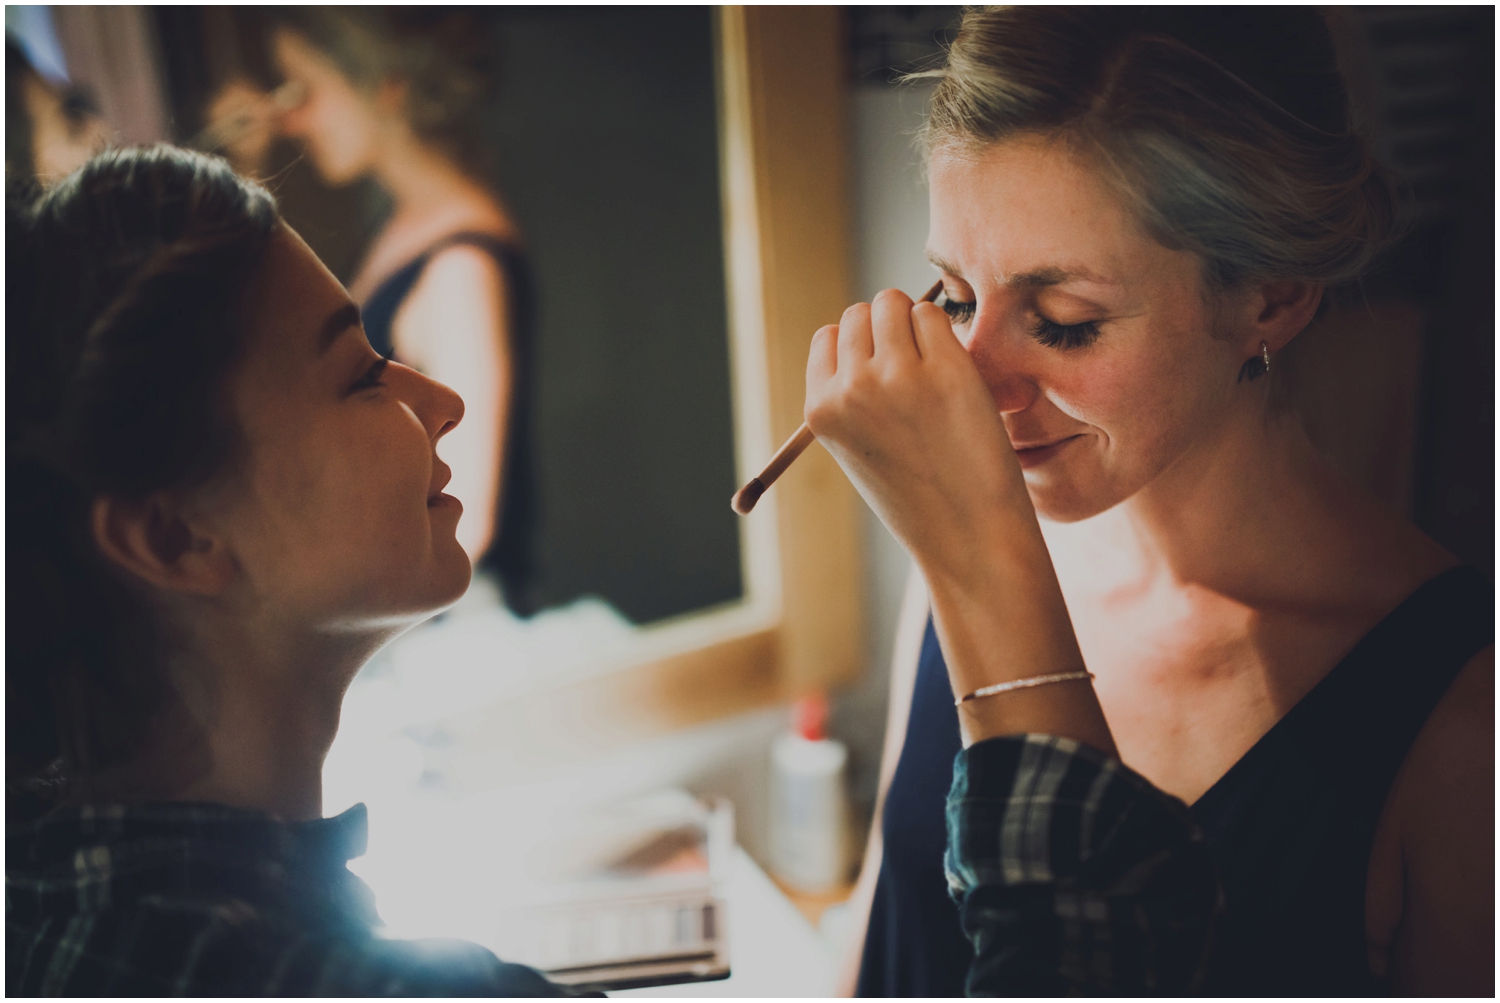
[399,244,510,328]
[392,244,512,369]
[353,187,516,300]
[415,244,511,300]
[1367,644,1494,994]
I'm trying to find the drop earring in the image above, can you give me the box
[1238,341,1271,382]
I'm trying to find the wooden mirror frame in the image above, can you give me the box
[428,7,864,774]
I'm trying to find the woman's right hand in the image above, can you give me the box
[804,288,1033,589]
[807,288,1115,755]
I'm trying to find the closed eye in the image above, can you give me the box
[939,293,1101,350]
[349,351,392,394]
[940,294,976,326]
[1032,316,1100,350]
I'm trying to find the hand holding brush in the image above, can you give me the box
[731,278,944,515]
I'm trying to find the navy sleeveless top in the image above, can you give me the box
[857,565,1493,996]
[361,234,542,616]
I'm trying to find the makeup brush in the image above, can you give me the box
[732,278,945,515]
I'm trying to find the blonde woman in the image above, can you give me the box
[824,9,1491,996]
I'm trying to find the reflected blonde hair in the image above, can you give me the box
[919,7,1396,290]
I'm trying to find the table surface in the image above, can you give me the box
[612,847,838,998]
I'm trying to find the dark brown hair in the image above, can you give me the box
[7,146,278,797]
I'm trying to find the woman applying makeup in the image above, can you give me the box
[824,9,1493,996]
[6,146,569,996]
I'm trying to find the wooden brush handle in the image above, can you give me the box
[731,424,815,514]
[732,278,945,515]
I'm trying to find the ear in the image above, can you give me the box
[90,494,236,597]
[1240,279,1323,355]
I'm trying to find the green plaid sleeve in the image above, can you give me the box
[945,734,1221,996]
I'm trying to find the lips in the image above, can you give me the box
[427,460,455,507]
[1011,433,1084,470]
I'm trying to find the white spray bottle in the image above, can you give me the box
[769,692,851,892]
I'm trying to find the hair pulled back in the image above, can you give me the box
[922,7,1395,290]
[8,145,278,794]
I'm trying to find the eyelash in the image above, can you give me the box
[351,352,392,393]
[940,295,1101,350]
[940,295,976,326]
[1032,316,1101,350]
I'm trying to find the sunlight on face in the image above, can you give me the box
[927,135,1247,522]
[208,227,471,628]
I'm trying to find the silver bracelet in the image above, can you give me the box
[955,670,1096,706]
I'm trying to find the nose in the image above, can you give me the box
[276,104,306,139]
[964,309,1040,414]
[392,362,464,441]
[274,92,312,139]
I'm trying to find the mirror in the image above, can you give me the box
[147,6,745,624]
[23,6,862,777]
[484,9,742,623]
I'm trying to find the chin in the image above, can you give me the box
[1025,476,1128,525]
[433,544,475,606]
[385,540,474,620]
[310,147,367,187]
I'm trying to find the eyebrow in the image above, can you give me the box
[316,303,362,355]
[926,253,1116,289]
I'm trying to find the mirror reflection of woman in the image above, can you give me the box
[268,9,537,612]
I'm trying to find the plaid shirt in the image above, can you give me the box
[946,734,1221,995]
[6,801,571,997]
[10,738,1214,996]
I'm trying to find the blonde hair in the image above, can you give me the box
[919,8,1396,290]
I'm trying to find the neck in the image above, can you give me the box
[1044,403,1354,606]
[370,126,479,217]
[110,612,396,822]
